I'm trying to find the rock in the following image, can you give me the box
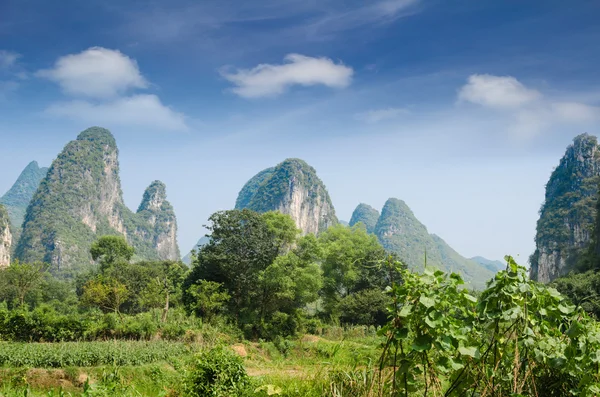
[530,133,600,282]
[234,158,338,235]
[0,204,12,268]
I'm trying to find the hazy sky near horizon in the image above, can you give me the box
[1,0,600,262]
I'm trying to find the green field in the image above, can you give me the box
[0,328,382,396]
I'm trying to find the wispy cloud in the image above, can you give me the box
[0,50,20,69]
[355,107,410,123]
[39,47,188,131]
[37,47,148,99]
[306,0,420,37]
[221,54,353,98]
[45,95,188,131]
[119,0,422,55]
[457,74,600,139]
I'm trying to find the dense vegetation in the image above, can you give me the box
[3,244,600,395]
[349,203,380,234]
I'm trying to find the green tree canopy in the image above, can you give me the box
[90,235,135,270]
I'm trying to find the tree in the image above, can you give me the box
[90,235,134,271]
[183,209,317,338]
[138,261,187,322]
[4,261,47,307]
[187,280,230,323]
[184,210,282,322]
[81,276,129,317]
[262,211,300,254]
[319,225,386,311]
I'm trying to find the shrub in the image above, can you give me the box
[184,346,253,397]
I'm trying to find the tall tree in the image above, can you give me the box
[4,261,47,307]
[90,235,134,271]
[184,209,319,338]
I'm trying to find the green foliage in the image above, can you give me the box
[0,161,48,235]
[2,261,48,307]
[184,210,321,339]
[0,340,191,367]
[81,277,129,315]
[318,224,399,325]
[90,235,134,271]
[349,203,379,234]
[553,269,600,318]
[188,280,230,322]
[184,346,253,397]
[235,167,276,210]
[380,256,600,396]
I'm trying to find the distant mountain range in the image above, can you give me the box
[0,126,501,287]
[350,199,497,289]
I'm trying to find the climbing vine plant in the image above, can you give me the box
[380,256,600,396]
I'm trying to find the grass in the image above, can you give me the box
[0,341,196,368]
[0,327,384,396]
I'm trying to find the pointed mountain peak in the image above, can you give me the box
[234,158,337,235]
[76,127,117,148]
[138,180,168,212]
[349,203,379,234]
[1,160,49,232]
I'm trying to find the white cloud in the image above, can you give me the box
[355,107,409,123]
[458,74,541,109]
[37,47,148,99]
[457,74,600,139]
[45,94,188,131]
[0,50,20,69]
[221,54,353,98]
[552,102,600,123]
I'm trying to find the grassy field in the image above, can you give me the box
[0,328,383,396]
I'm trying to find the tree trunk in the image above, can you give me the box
[161,292,170,323]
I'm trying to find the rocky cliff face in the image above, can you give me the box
[349,203,379,234]
[530,134,600,283]
[136,181,180,261]
[374,198,495,288]
[16,127,180,276]
[0,205,11,268]
[0,161,48,239]
[235,158,338,235]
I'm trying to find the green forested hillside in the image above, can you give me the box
[15,127,179,276]
[374,198,495,288]
[349,203,379,233]
[0,161,48,240]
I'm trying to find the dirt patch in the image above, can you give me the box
[231,343,248,357]
[246,367,304,378]
[77,373,90,386]
[301,334,323,343]
[26,369,75,390]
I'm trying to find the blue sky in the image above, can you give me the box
[1,0,599,262]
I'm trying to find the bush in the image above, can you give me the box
[184,346,253,397]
